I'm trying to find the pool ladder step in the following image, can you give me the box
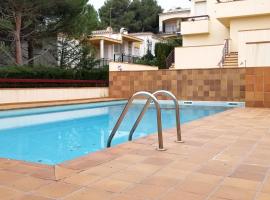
[107,90,183,151]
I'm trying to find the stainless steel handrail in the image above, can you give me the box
[106,91,165,150]
[128,90,183,143]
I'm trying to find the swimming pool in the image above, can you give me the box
[0,100,233,165]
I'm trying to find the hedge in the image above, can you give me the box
[0,65,109,88]
[0,65,108,80]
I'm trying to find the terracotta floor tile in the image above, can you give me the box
[168,161,200,171]
[0,170,25,185]
[0,186,25,199]
[8,176,52,192]
[161,189,205,200]
[140,175,180,187]
[123,184,168,200]
[7,163,44,175]
[110,194,144,200]
[0,159,19,170]
[54,166,78,180]
[109,169,151,183]
[90,178,132,193]
[156,167,190,180]
[261,181,270,194]
[256,193,270,200]
[113,154,147,164]
[63,187,113,200]
[198,160,234,176]
[63,173,101,186]
[31,168,56,180]
[212,185,256,200]
[82,165,126,177]
[186,172,223,184]
[176,180,216,195]
[126,163,161,173]
[34,182,80,198]
[230,165,268,182]
[222,177,260,191]
[142,157,173,166]
[18,194,54,200]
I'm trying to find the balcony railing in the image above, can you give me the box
[216,0,246,3]
[182,15,210,22]
[181,15,210,35]
[114,54,141,64]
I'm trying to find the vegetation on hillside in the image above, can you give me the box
[99,0,162,33]
[0,0,99,68]
[136,38,182,69]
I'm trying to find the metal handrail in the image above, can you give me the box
[218,39,229,67]
[128,90,183,143]
[106,91,165,150]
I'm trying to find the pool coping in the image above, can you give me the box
[0,98,126,111]
[0,107,238,181]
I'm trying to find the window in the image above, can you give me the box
[194,1,207,16]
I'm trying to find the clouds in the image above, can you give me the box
[88,0,191,11]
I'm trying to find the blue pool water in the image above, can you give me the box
[0,100,230,165]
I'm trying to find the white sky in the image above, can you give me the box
[88,0,191,11]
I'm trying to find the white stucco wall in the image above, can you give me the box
[183,0,229,47]
[238,29,270,67]
[175,44,223,69]
[230,15,270,52]
[131,34,162,57]
[0,88,109,104]
[109,62,158,71]
[159,10,190,32]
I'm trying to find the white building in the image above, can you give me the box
[159,7,191,38]
[88,27,143,62]
[130,32,163,57]
[174,0,270,69]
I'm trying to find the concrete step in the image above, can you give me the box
[224,62,238,65]
[224,59,238,62]
[225,56,238,58]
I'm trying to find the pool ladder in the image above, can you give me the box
[107,90,183,151]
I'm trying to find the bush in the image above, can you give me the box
[154,43,174,69]
[155,38,182,69]
[0,65,108,80]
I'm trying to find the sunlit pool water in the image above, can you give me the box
[0,100,230,165]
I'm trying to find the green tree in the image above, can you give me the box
[0,0,93,66]
[129,0,162,33]
[99,0,162,33]
[99,0,131,31]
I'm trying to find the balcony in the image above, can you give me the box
[215,0,270,26]
[181,15,209,35]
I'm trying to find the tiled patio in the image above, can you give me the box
[1,107,270,200]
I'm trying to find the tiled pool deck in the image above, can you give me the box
[0,107,270,200]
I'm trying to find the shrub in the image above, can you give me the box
[0,65,108,80]
[0,65,109,88]
[155,38,182,69]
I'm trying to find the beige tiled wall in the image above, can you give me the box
[109,68,246,102]
[245,67,270,107]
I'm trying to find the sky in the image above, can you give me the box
[88,0,191,11]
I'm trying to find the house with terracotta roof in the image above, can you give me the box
[88,27,143,64]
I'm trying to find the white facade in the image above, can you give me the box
[174,0,270,69]
[130,33,163,57]
[159,7,190,37]
[89,28,142,61]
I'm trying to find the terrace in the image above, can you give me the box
[181,15,210,36]
[214,0,270,26]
